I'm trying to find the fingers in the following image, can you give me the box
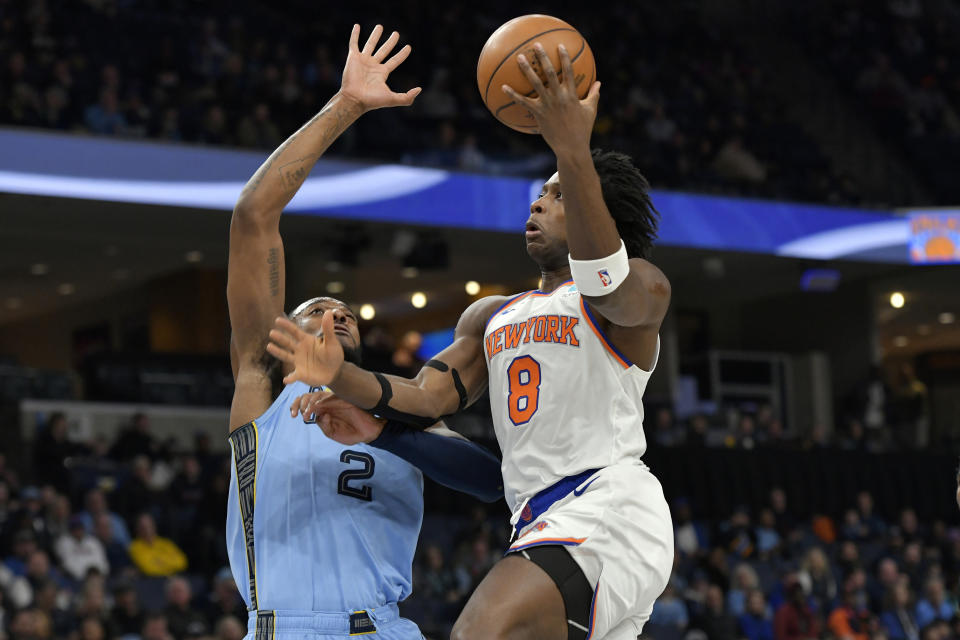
[361,24,383,56]
[348,24,360,54]
[559,43,575,91]
[501,84,536,109]
[392,86,422,106]
[584,80,601,110]
[266,341,294,364]
[516,53,547,97]
[274,316,305,338]
[532,43,559,91]
[290,394,307,418]
[321,309,335,343]
[268,324,298,352]
[384,43,412,73]
[373,30,400,62]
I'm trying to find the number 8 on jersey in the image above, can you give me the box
[507,355,541,425]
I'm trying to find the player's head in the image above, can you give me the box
[289,296,362,365]
[526,149,659,269]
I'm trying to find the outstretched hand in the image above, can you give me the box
[266,312,344,388]
[502,42,601,154]
[290,389,386,445]
[339,24,422,112]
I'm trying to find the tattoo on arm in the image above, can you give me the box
[267,248,280,297]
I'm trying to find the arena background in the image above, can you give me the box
[1,0,960,639]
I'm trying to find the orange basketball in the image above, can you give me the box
[477,14,596,134]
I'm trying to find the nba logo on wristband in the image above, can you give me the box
[598,270,613,287]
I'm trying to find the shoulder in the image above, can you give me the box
[629,257,671,297]
[455,294,518,337]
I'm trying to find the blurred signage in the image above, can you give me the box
[0,128,911,263]
[908,211,960,264]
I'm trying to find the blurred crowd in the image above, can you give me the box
[645,488,960,640]
[794,0,960,201]
[0,0,860,204]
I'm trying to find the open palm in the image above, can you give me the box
[266,312,344,388]
[340,24,421,112]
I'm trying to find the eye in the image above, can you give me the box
[310,308,322,315]
[537,192,545,199]
[555,191,562,199]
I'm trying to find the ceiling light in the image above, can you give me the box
[359,304,375,320]
[185,250,204,263]
[893,336,909,347]
[57,283,75,296]
[402,267,419,279]
[939,312,956,324]
[465,281,481,295]
[411,292,427,308]
[889,292,905,309]
[30,263,49,276]
[325,281,345,294]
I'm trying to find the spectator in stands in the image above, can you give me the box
[869,558,901,612]
[141,611,175,640]
[32,579,71,638]
[739,589,774,640]
[84,88,127,136]
[901,543,925,590]
[33,412,80,492]
[691,583,738,640]
[109,413,156,462]
[77,616,106,640]
[12,486,53,550]
[168,456,205,536]
[128,513,187,577]
[26,549,69,592]
[54,515,109,582]
[857,492,887,539]
[92,512,130,573]
[79,489,131,547]
[649,581,689,629]
[798,547,838,614]
[774,575,820,640]
[828,574,874,640]
[770,487,794,538]
[203,568,246,630]
[914,577,954,628]
[0,480,12,542]
[44,494,71,545]
[899,509,924,544]
[118,456,161,521]
[420,544,462,605]
[881,582,920,640]
[755,508,782,558]
[8,607,51,640]
[5,530,38,577]
[674,497,708,558]
[453,535,496,595]
[652,407,682,447]
[215,615,246,640]
[721,507,758,559]
[164,576,208,638]
[109,580,145,638]
[0,558,31,609]
[729,564,762,616]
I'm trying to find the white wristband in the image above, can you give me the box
[568,240,630,296]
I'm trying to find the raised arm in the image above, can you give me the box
[228,24,421,431]
[503,44,670,330]
[267,296,504,428]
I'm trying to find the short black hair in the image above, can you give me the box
[591,149,659,259]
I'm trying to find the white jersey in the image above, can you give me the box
[483,280,658,512]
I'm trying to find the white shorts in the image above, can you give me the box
[507,462,674,639]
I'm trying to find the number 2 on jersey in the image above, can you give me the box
[507,355,541,425]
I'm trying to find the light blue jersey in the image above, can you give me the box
[226,382,424,639]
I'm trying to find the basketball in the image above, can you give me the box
[477,14,596,133]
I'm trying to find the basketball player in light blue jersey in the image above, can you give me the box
[226,25,502,640]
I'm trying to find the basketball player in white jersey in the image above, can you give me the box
[268,42,673,639]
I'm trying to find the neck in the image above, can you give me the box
[538,265,572,293]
